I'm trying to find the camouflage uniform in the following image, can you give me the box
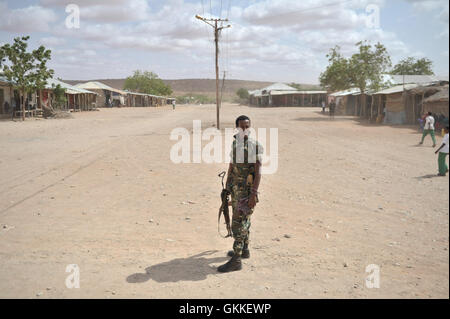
[228,134,263,257]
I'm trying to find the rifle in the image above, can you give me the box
[218,171,232,238]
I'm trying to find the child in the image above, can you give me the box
[420,112,436,147]
[435,126,449,176]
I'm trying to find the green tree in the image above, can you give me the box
[391,57,434,75]
[52,84,67,109]
[319,46,352,92]
[236,88,249,100]
[123,70,172,96]
[0,36,54,120]
[349,41,391,94]
[348,41,391,116]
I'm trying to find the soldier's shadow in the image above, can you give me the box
[126,250,228,283]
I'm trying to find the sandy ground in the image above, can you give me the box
[0,104,448,299]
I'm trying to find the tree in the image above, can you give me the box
[52,84,67,110]
[391,57,434,75]
[236,88,249,100]
[319,46,352,92]
[348,41,391,117]
[349,41,391,93]
[0,36,54,120]
[123,70,172,96]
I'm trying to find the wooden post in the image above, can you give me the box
[196,16,230,129]
[421,92,424,115]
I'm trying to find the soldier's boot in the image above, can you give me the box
[227,247,250,259]
[217,255,242,273]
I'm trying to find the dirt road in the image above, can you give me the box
[0,104,448,298]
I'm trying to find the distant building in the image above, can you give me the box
[328,75,449,124]
[75,81,127,107]
[0,77,97,118]
[249,83,327,107]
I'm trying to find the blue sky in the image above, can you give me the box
[0,0,448,83]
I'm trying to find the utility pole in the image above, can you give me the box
[195,15,231,130]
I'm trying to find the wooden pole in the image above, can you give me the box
[214,21,220,128]
[196,15,231,130]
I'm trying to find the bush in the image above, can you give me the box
[176,94,216,104]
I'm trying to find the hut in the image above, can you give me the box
[329,88,361,115]
[125,91,154,107]
[0,76,15,118]
[0,77,97,118]
[75,81,126,107]
[372,84,419,124]
[42,79,97,112]
[249,83,327,107]
[423,86,449,118]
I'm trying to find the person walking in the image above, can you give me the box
[435,126,449,176]
[419,112,436,147]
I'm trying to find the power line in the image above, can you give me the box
[195,15,231,130]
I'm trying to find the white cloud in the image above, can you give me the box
[1,0,445,83]
[0,2,57,32]
[39,36,66,46]
[41,0,151,23]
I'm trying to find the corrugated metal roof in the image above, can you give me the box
[0,76,96,95]
[124,90,167,98]
[269,90,327,96]
[0,76,11,84]
[381,74,448,85]
[329,88,361,97]
[249,89,263,97]
[76,81,126,95]
[424,87,449,103]
[46,78,97,95]
[373,83,419,95]
[262,83,297,92]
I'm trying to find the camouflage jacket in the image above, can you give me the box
[228,135,263,201]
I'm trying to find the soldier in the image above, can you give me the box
[217,115,263,273]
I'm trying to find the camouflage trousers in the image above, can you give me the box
[231,198,254,257]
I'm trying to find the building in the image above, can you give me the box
[423,86,449,118]
[42,78,97,111]
[0,76,15,117]
[75,81,127,107]
[327,75,449,123]
[1,77,97,118]
[249,83,327,107]
[125,91,170,107]
[329,88,362,115]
